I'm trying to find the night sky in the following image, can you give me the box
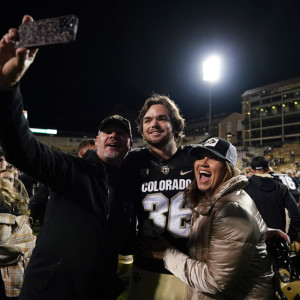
[2,0,300,136]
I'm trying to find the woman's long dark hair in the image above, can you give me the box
[184,161,234,208]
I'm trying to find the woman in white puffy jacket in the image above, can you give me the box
[154,137,276,300]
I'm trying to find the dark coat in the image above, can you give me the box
[0,86,133,300]
[28,183,49,225]
[244,174,300,241]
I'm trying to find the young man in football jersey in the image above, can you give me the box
[126,94,195,300]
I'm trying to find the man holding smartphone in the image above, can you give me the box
[0,15,134,300]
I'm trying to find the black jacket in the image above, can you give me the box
[244,174,300,241]
[28,183,50,225]
[0,86,133,300]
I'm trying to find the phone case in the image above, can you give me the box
[15,15,79,48]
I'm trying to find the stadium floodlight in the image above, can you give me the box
[203,55,221,134]
[203,56,221,82]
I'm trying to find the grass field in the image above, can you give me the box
[117,261,132,300]
[117,291,128,300]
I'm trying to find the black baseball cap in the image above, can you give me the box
[250,156,269,170]
[189,137,237,167]
[99,115,132,139]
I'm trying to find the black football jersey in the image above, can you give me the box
[272,173,300,203]
[125,146,195,273]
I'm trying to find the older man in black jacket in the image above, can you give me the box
[0,15,134,300]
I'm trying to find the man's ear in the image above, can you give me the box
[129,139,133,149]
[79,150,85,158]
[95,135,100,145]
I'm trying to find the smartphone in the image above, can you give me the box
[15,15,79,48]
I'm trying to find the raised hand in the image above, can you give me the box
[0,15,38,90]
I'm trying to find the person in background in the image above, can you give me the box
[0,153,30,203]
[77,139,96,158]
[153,138,275,300]
[0,177,36,299]
[28,183,50,226]
[18,172,38,198]
[0,147,8,171]
[286,170,300,203]
[0,169,15,189]
[0,168,29,207]
[244,156,300,244]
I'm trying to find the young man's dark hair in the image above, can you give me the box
[137,93,185,145]
[250,156,269,172]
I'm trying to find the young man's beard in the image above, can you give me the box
[145,134,173,148]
